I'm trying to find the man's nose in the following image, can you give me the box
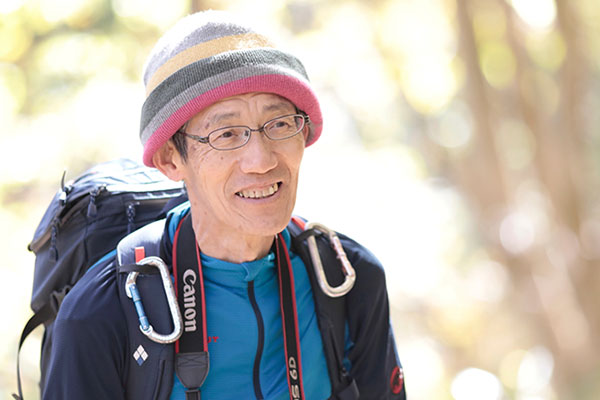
[238,130,278,174]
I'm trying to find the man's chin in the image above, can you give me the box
[240,213,292,237]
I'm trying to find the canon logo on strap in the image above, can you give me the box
[182,269,197,332]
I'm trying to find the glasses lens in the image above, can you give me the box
[265,115,304,140]
[209,127,250,150]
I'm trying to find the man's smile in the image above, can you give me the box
[236,182,281,199]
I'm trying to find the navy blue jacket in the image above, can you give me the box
[43,206,406,399]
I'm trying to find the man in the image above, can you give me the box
[44,10,405,399]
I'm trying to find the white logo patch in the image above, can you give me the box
[133,345,148,366]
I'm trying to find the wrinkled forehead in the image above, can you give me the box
[186,92,298,128]
[208,92,297,113]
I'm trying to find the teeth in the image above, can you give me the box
[238,183,279,199]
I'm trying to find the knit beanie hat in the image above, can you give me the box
[140,10,323,167]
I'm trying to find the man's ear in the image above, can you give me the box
[302,123,310,143]
[152,140,185,182]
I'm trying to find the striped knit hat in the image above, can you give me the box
[140,10,323,167]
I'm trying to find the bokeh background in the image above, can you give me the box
[1,0,599,399]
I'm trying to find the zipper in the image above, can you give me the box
[29,188,103,253]
[49,218,59,261]
[126,201,140,233]
[248,281,265,400]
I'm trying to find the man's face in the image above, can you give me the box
[176,92,307,240]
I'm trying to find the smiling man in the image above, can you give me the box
[43,10,405,400]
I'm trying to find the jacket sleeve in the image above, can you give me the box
[43,257,128,400]
[343,237,406,399]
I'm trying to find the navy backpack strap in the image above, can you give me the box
[287,219,359,400]
[116,219,175,400]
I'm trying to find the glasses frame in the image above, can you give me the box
[177,113,310,151]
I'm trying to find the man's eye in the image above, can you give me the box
[274,121,291,129]
[213,129,238,141]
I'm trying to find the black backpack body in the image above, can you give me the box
[16,159,184,398]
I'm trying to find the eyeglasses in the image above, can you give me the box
[177,114,310,151]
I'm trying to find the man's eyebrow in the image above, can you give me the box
[204,112,240,130]
[263,102,295,113]
[202,102,294,130]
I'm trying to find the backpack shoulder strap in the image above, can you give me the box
[14,296,60,399]
[288,218,359,400]
[116,219,164,265]
[116,219,175,400]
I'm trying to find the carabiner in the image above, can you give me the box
[305,222,356,297]
[125,256,183,344]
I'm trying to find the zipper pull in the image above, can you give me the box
[87,186,104,218]
[126,202,139,233]
[50,219,59,262]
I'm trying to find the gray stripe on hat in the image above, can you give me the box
[143,14,257,84]
[140,63,310,144]
[140,48,308,130]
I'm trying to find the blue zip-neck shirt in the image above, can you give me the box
[167,203,331,399]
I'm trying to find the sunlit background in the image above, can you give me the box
[1,0,599,399]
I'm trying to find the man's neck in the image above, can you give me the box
[189,213,275,264]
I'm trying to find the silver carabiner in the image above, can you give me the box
[305,222,356,297]
[125,256,183,344]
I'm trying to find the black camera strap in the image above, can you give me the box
[173,215,305,400]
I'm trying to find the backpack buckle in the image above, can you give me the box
[305,222,356,297]
[125,256,183,343]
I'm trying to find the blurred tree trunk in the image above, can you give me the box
[453,0,508,213]
[452,0,598,396]
[553,0,600,385]
[191,0,206,13]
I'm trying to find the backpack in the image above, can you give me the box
[14,159,185,399]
